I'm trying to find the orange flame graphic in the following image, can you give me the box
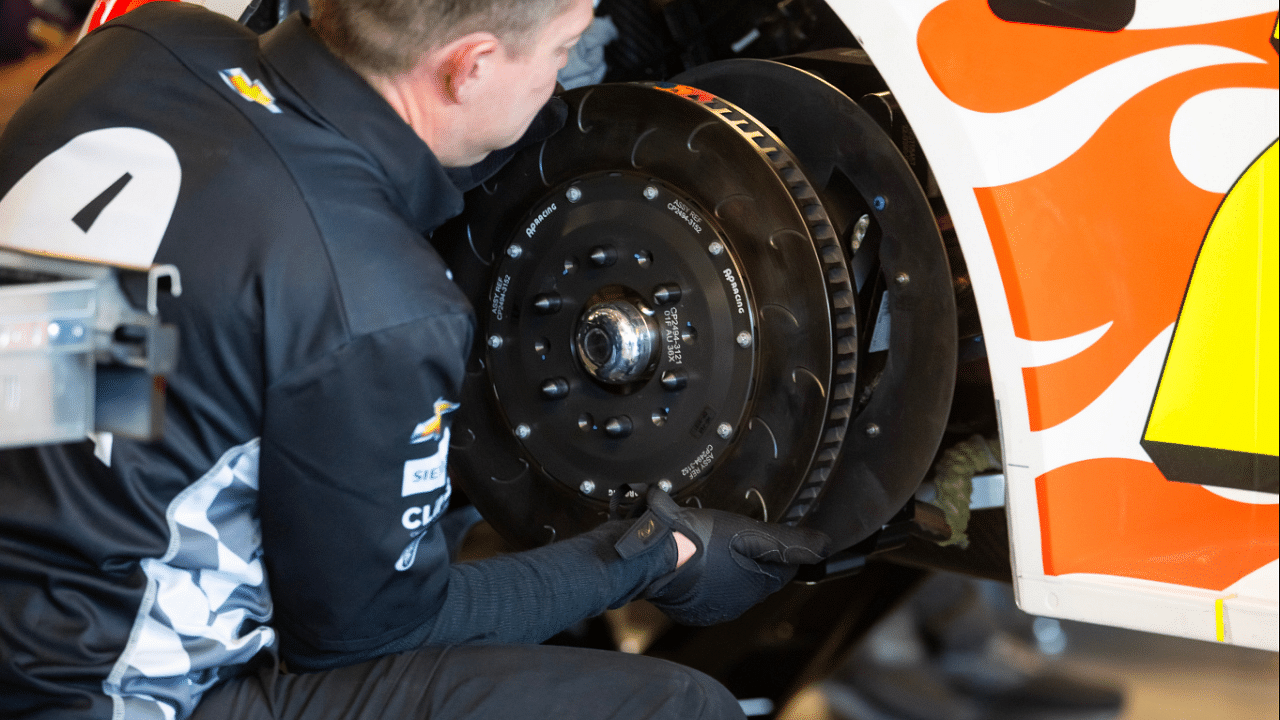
[919,1,1278,590]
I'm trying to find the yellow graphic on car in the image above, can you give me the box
[1142,140,1279,493]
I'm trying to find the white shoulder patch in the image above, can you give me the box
[0,127,181,269]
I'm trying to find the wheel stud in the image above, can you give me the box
[652,283,682,305]
[660,370,687,391]
[540,377,570,400]
[533,293,562,314]
[604,416,633,438]
[589,246,617,267]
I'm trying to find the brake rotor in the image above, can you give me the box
[674,60,958,546]
[436,82,858,548]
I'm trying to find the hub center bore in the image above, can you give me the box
[576,297,659,385]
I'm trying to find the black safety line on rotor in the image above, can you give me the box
[641,84,858,527]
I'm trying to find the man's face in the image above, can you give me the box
[459,0,595,164]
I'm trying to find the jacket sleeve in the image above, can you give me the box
[258,317,674,671]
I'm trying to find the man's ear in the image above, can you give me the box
[437,32,502,104]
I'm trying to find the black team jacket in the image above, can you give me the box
[0,5,672,718]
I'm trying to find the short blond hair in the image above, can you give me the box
[311,0,575,77]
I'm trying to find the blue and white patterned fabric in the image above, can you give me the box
[103,440,275,720]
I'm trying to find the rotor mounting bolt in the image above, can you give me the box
[604,416,634,439]
[717,423,733,439]
[533,293,563,314]
[736,331,753,348]
[580,480,596,495]
[540,377,570,400]
[873,196,887,211]
[708,241,724,256]
[589,245,618,267]
[865,423,881,437]
[507,243,523,259]
[660,370,688,391]
[895,272,910,286]
[566,186,583,203]
[658,480,673,493]
[487,335,503,349]
[652,283,682,305]
[514,424,531,439]
[643,185,659,200]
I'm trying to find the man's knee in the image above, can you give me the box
[659,662,747,720]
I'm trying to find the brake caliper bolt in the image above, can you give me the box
[643,186,659,200]
[895,272,910,285]
[717,423,733,439]
[566,186,582,203]
[487,335,503,349]
[515,424,531,439]
[580,480,596,495]
[658,480,673,493]
[736,331,753,348]
[865,423,881,437]
[506,243,523,259]
[708,241,724,256]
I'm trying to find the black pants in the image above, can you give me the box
[192,644,747,720]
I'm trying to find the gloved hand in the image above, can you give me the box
[614,487,829,626]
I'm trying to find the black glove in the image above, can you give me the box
[614,487,829,626]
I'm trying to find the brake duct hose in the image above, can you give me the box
[930,435,1002,548]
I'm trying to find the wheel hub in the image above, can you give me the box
[484,172,757,499]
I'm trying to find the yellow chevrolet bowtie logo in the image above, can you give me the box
[219,68,282,115]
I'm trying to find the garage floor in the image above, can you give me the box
[780,582,1279,720]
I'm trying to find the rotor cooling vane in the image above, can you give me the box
[437,64,955,551]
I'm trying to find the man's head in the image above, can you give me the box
[312,0,595,167]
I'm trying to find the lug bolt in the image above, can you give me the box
[507,243,523,259]
[487,335,503,349]
[580,480,596,495]
[717,423,733,439]
[736,332,753,348]
[540,377,570,400]
[566,186,582,203]
[658,480,673,493]
[652,283,682,305]
[873,196,887,211]
[661,370,688,391]
[589,245,617,267]
[533,293,562,314]
[644,186,659,200]
[895,272,910,285]
[604,416,633,438]
[515,424,531,439]
[865,423,881,437]
[708,241,724,256]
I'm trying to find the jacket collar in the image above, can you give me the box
[258,13,463,234]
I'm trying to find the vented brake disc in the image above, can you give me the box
[436,82,858,548]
